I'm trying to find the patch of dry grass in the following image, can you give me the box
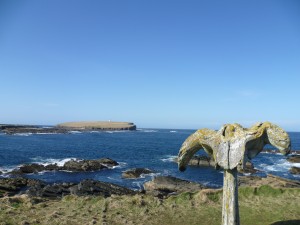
[0,186,299,225]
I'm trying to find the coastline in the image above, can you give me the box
[0,121,137,135]
[1,179,299,225]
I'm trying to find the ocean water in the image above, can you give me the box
[0,129,299,190]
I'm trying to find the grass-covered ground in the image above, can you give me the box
[0,186,299,225]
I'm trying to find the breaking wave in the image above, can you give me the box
[30,157,79,167]
[137,129,158,133]
[14,133,33,136]
[160,155,177,162]
[255,158,300,173]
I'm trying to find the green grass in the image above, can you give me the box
[0,186,299,225]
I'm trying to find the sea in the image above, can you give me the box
[0,129,300,190]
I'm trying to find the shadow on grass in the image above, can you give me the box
[270,220,300,225]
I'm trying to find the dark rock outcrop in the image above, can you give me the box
[122,168,154,179]
[27,182,75,198]
[287,155,300,163]
[97,158,119,167]
[0,177,45,196]
[143,176,205,197]
[45,163,60,171]
[237,161,258,174]
[1,177,136,198]
[0,124,68,135]
[290,167,300,174]
[19,164,46,174]
[69,179,136,197]
[27,179,136,198]
[62,159,108,172]
[10,158,118,174]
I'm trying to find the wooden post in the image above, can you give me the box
[222,168,240,225]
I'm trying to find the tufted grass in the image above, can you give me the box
[0,186,299,225]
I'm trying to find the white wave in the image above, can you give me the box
[261,152,282,155]
[112,162,127,169]
[140,172,160,179]
[30,157,79,167]
[292,163,300,167]
[293,174,300,179]
[138,129,158,133]
[89,131,101,133]
[256,159,300,173]
[105,130,130,134]
[170,130,177,133]
[107,176,119,181]
[0,166,15,174]
[243,173,251,176]
[69,131,82,134]
[106,131,114,134]
[160,155,177,162]
[14,133,32,136]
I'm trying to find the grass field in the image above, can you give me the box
[0,186,299,225]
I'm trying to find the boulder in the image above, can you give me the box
[287,155,300,163]
[96,158,119,167]
[290,167,300,174]
[0,177,45,196]
[143,176,205,197]
[69,179,136,197]
[122,168,154,179]
[27,182,75,198]
[62,159,108,172]
[45,163,60,171]
[237,161,258,174]
[18,163,45,173]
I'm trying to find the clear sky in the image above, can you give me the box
[0,1,300,130]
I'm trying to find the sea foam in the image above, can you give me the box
[30,157,79,167]
[160,155,177,162]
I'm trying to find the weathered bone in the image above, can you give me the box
[178,122,291,225]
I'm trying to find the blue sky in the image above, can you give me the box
[0,1,300,130]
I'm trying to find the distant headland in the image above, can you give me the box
[0,121,136,134]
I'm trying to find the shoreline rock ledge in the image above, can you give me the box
[57,121,136,131]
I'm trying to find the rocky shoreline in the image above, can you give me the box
[1,156,300,199]
[1,173,300,199]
